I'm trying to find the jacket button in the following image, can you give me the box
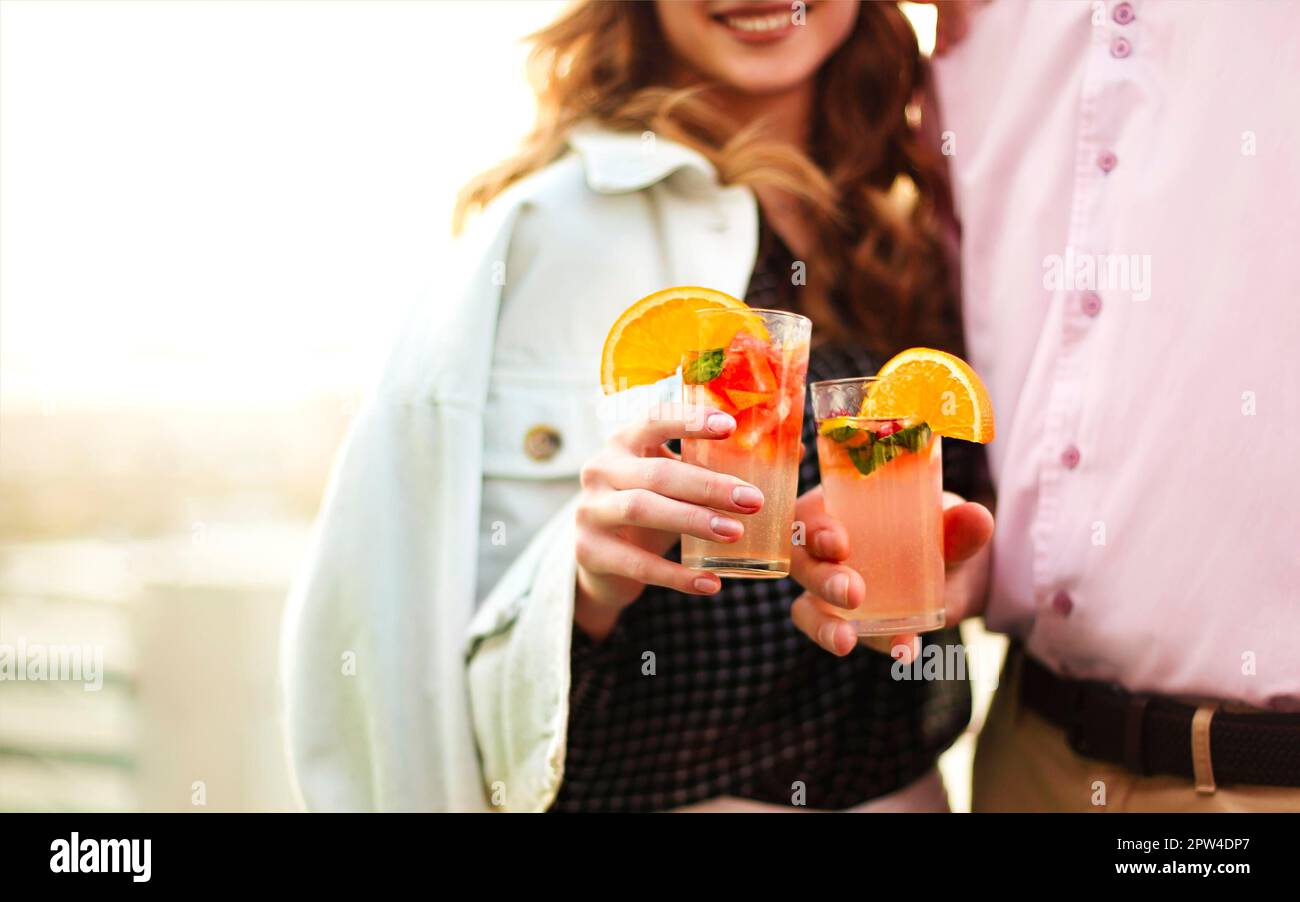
[523,425,563,462]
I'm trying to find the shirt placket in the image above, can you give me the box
[1031,2,1138,661]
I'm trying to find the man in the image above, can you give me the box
[795,0,1300,811]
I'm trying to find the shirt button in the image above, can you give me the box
[523,424,563,462]
[1052,591,1075,616]
[1111,36,1132,58]
[1097,150,1118,173]
[1061,445,1081,469]
[1082,292,1103,316]
[1113,2,1135,25]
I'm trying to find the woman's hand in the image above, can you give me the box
[574,403,764,641]
[788,486,994,660]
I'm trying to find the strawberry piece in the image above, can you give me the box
[714,330,778,396]
[775,384,804,441]
[779,409,804,443]
[719,335,808,449]
[732,404,779,450]
[726,388,772,411]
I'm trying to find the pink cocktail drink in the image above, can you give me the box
[681,309,810,578]
[811,378,945,635]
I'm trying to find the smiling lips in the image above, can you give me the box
[712,3,810,43]
[725,10,791,33]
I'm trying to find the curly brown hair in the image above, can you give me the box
[455,1,960,357]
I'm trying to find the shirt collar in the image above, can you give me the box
[567,122,719,194]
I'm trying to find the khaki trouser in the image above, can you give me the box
[972,648,1300,813]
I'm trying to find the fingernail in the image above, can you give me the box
[706,412,735,433]
[731,485,762,509]
[826,572,850,606]
[693,576,718,593]
[818,622,840,650]
[710,516,743,538]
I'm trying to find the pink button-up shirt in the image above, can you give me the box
[934,0,1300,710]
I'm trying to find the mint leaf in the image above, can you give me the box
[682,348,725,384]
[846,423,932,476]
[847,444,885,476]
[877,423,932,453]
[824,425,861,443]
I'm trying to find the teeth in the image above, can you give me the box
[725,12,791,33]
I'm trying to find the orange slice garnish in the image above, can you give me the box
[864,347,995,443]
[600,286,767,394]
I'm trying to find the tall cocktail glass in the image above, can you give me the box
[680,308,811,578]
[810,376,945,635]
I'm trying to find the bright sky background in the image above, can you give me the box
[1,0,934,409]
[0,0,564,407]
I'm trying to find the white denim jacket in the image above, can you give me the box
[280,124,761,811]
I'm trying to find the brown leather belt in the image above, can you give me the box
[1017,648,1300,788]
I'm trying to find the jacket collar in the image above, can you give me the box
[568,122,720,194]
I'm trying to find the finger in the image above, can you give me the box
[805,516,850,562]
[792,486,850,562]
[860,633,921,663]
[943,501,994,565]
[790,593,859,656]
[576,531,722,596]
[602,456,763,514]
[614,403,735,451]
[587,488,745,543]
[788,556,864,610]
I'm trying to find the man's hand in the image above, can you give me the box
[789,486,993,660]
[930,1,989,57]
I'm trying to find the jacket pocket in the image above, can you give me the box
[476,369,599,605]
[480,368,604,479]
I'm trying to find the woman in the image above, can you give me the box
[282,0,993,812]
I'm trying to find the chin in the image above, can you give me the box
[719,61,822,96]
